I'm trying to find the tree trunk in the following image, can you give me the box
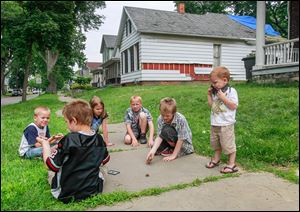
[45,49,59,93]
[47,71,57,93]
[1,66,5,95]
[22,45,33,102]
[1,56,12,95]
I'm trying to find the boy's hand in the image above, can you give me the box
[106,142,115,147]
[36,136,48,144]
[48,133,64,144]
[146,152,154,164]
[131,138,139,147]
[208,86,213,96]
[50,144,58,153]
[162,154,177,162]
[147,139,154,148]
[216,89,226,100]
[54,133,64,140]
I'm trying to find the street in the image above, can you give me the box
[1,94,39,106]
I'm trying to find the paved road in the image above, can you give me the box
[1,94,39,106]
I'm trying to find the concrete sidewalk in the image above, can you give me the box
[55,95,299,211]
[91,172,299,211]
[90,123,299,211]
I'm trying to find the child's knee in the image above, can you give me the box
[124,135,132,145]
[139,112,147,120]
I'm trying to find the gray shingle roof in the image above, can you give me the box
[124,6,256,39]
[103,34,117,48]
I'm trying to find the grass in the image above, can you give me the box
[1,82,299,210]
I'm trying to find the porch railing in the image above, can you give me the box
[264,38,299,66]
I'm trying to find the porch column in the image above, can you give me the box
[254,1,266,70]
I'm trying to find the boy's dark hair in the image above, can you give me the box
[62,100,93,125]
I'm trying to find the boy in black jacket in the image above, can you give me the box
[37,100,110,203]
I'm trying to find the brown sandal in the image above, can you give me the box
[220,165,239,174]
[205,160,220,168]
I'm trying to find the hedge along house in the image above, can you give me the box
[114,4,257,85]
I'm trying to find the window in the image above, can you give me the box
[122,51,129,74]
[122,42,140,74]
[135,43,140,70]
[130,46,134,72]
[125,19,132,37]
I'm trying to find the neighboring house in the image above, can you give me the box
[80,62,104,87]
[114,4,258,84]
[100,35,121,85]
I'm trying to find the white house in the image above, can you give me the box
[114,4,257,84]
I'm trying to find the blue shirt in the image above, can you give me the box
[91,117,104,133]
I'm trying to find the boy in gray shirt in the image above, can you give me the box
[124,96,154,147]
[146,97,194,163]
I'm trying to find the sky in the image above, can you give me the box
[84,1,176,63]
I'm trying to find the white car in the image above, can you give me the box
[32,89,39,94]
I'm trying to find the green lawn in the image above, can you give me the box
[1,82,299,210]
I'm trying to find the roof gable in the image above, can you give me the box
[100,34,117,53]
[86,62,102,70]
[125,6,256,39]
[115,6,257,47]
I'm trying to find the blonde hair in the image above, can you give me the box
[34,106,50,116]
[130,95,142,104]
[209,66,231,81]
[89,96,108,119]
[62,100,93,125]
[159,97,177,114]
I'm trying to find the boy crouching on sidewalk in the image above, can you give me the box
[146,97,194,163]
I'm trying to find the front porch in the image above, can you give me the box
[252,38,299,83]
[251,1,299,83]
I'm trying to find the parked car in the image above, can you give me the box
[12,89,22,96]
[32,89,39,94]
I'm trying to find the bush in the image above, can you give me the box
[74,76,92,85]
[70,83,93,90]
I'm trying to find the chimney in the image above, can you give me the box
[177,2,185,14]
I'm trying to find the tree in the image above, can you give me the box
[175,1,288,38]
[2,1,106,100]
[29,1,106,93]
[1,1,23,94]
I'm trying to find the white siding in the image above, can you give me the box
[120,30,140,52]
[121,70,191,84]
[120,27,140,76]
[221,44,256,80]
[140,35,213,64]
[120,31,256,82]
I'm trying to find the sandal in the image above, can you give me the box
[220,165,239,174]
[205,160,220,168]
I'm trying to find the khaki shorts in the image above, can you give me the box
[210,124,236,155]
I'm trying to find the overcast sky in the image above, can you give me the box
[84,1,175,63]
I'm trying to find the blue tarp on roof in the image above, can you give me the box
[228,15,280,36]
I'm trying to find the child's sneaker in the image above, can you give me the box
[160,148,174,156]
[139,134,147,144]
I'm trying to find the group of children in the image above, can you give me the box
[18,66,239,203]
